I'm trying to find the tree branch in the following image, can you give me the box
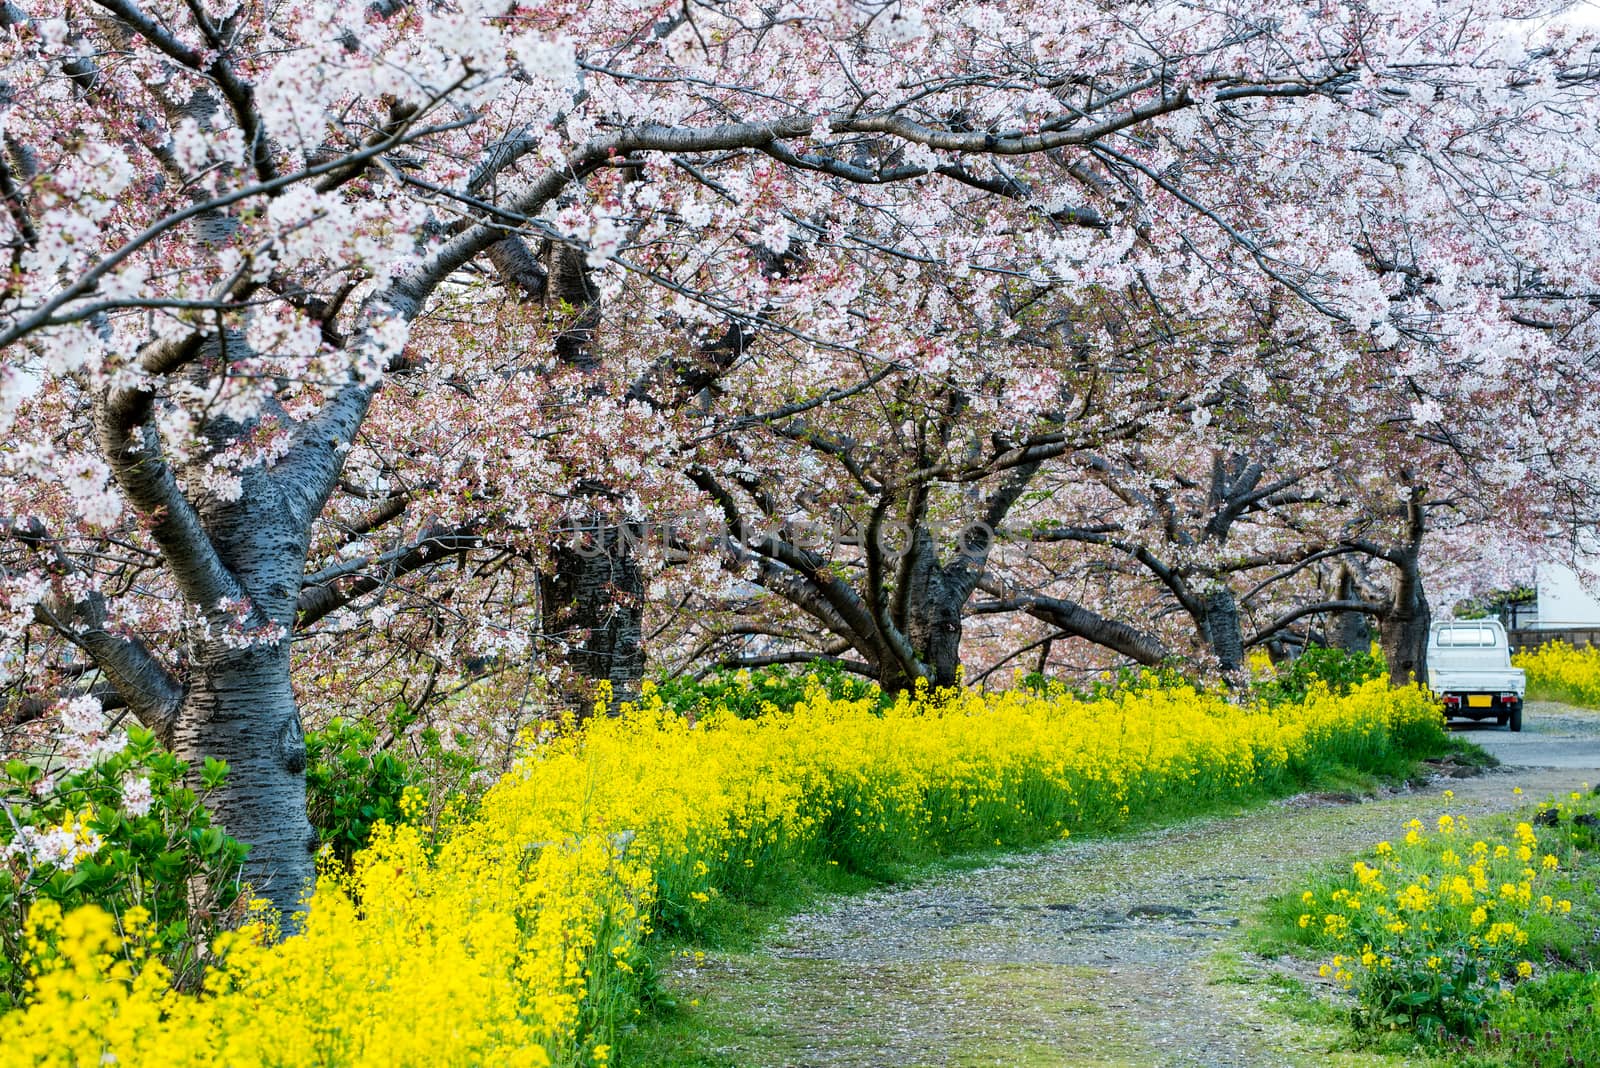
[296,523,483,630]
[1246,599,1385,648]
[9,523,183,740]
[696,651,878,681]
[92,334,246,616]
[974,579,1170,665]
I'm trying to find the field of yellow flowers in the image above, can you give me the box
[0,677,1445,1068]
[1512,641,1600,708]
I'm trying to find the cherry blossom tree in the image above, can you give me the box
[4,0,1600,911]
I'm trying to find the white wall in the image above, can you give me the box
[1535,563,1600,628]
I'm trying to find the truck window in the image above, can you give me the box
[1436,627,1496,647]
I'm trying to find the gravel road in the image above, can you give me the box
[1457,702,1600,769]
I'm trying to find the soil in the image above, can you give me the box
[661,702,1600,1068]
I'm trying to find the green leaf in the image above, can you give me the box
[200,757,229,791]
[5,760,41,786]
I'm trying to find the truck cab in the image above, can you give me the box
[1426,619,1527,731]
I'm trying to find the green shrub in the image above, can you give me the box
[651,663,886,720]
[0,724,246,1010]
[1018,661,1201,701]
[304,717,419,865]
[304,704,486,864]
[1256,645,1387,706]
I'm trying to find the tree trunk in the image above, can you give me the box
[878,528,967,692]
[906,587,964,689]
[171,460,328,917]
[1377,484,1431,687]
[541,519,645,709]
[1380,568,1430,687]
[169,641,316,918]
[1199,586,1247,676]
[1332,566,1372,653]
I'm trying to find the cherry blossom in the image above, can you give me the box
[2,0,1598,905]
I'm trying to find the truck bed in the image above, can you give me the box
[1429,667,1526,693]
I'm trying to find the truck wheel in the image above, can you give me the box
[1509,704,1523,733]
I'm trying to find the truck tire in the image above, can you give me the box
[1509,704,1523,733]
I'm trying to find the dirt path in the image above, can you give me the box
[663,703,1600,1068]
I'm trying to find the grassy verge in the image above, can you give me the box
[1525,684,1600,708]
[1254,787,1600,1067]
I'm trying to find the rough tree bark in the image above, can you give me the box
[1332,564,1374,653]
[880,528,970,690]
[1378,541,1431,686]
[527,237,757,709]
[540,523,647,707]
[1198,586,1247,676]
[505,239,649,707]
[169,642,314,911]
[1343,483,1431,686]
[1379,567,1431,686]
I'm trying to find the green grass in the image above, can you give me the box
[1524,682,1600,708]
[1442,970,1600,1067]
[625,982,745,1068]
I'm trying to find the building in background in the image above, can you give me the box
[1534,564,1600,629]
[1509,564,1600,650]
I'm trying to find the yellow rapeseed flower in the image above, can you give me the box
[0,675,1449,1066]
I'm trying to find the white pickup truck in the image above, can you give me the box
[1426,619,1526,732]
